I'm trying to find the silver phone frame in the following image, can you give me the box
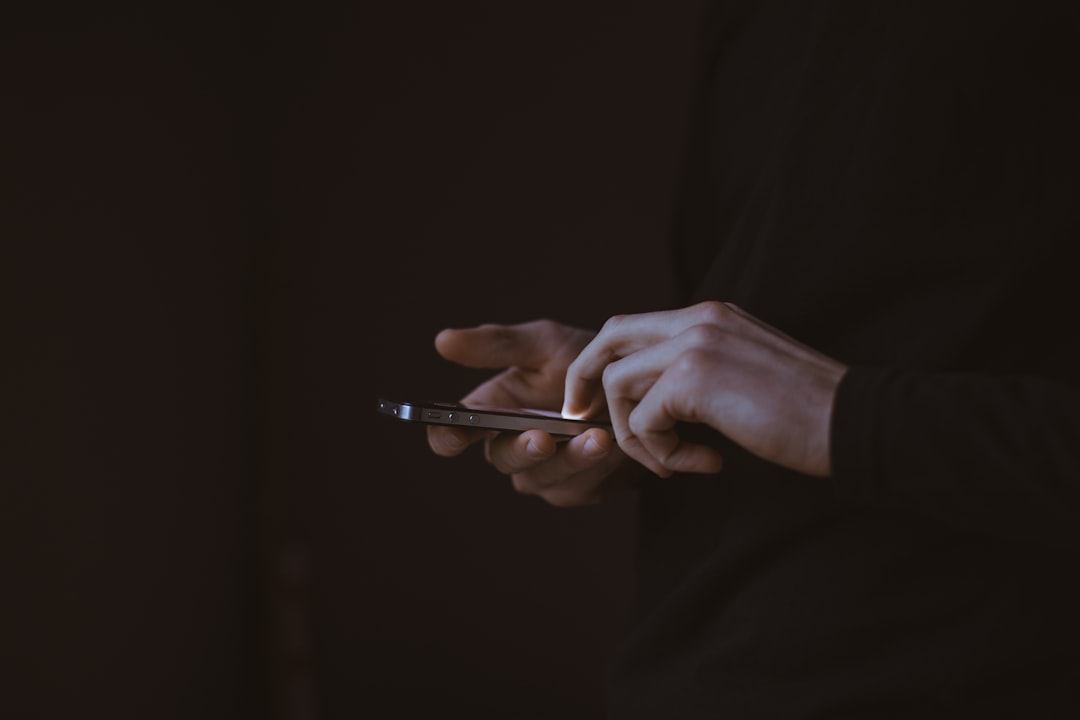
[377,398,611,437]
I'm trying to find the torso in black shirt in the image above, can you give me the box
[608,2,1080,717]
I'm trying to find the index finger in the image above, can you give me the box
[562,306,714,417]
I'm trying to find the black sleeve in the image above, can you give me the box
[832,365,1080,551]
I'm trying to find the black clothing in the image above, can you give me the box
[609,2,1080,717]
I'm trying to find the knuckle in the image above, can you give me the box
[695,300,731,326]
[601,313,627,335]
[672,345,714,378]
[600,361,623,393]
[682,322,723,347]
[478,323,507,337]
[481,323,517,351]
[530,318,559,337]
[500,367,528,386]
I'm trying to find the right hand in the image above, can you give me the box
[427,319,632,507]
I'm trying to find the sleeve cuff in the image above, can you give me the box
[830,365,898,505]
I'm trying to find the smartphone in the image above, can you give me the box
[376,397,612,437]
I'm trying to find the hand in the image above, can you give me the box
[428,320,631,507]
[562,301,848,478]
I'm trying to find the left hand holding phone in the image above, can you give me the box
[429,319,635,507]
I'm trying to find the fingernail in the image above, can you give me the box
[445,430,466,451]
[526,439,551,460]
[583,436,608,458]
[561,404,585,420]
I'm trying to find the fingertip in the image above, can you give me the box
[428,426,469,456]
[560,376,587,419]
[433,328,457,354]
[581,428,612,458]
[567,427,605,455]
[561,402,586,420]
[523,430,556,460]
[583,437,606,459]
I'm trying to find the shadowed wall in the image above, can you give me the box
[1,3,702,718]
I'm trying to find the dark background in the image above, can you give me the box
[2,2,702,718]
